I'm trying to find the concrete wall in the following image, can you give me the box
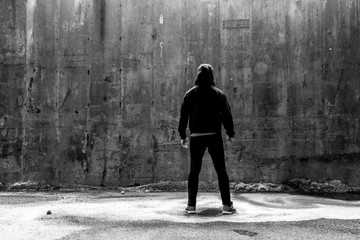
[1,0,360,186]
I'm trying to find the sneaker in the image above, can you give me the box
[222,202,236,215]
[185,205,196,214]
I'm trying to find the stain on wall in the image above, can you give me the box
[1,0,360,186]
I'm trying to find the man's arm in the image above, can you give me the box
[220,94,235,138]
[178,94,189,140]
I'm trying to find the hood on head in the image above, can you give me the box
[194,63,215,87]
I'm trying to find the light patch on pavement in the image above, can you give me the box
[1,192,360,239]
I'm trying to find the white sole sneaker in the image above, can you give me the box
[222,210,236,215]
[186,210,197,214]
[185,206,197,214]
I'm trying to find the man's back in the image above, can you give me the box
[178,85,234,139]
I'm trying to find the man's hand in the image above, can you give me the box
[226,136,233,144]
[181,138,188,148]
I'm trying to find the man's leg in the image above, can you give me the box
[207,134,231,206]
[188,136,207,207]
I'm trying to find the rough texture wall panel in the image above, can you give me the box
[1,0,360,186]
[0,0,26,183]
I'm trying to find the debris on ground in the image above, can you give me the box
[8,181,54,191]
[232,179,360,194]
[132,181,220,192]
[233,182,284,193]
[1,179,360,196]
[46,210,52,215]
[145,181,187,192]
[134,181,187,192]
[283,178,360,194]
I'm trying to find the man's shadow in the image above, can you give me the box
[184,208,223,217]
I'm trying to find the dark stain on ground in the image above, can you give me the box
[233,229,258,237]
[196,208,222,217]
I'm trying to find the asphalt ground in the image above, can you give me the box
[1,191,360,239]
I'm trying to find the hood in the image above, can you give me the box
[194,63,215,87]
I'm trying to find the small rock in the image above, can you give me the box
[46,210,52,215]
[234,182,247,191]
[329,180,342,187]
[145,189,150,193]
[121,191,125,194]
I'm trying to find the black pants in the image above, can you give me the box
[188,134,231,207]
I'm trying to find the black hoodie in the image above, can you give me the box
[178,64,235,139]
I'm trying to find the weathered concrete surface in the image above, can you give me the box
[0,0,26,183]
[1,192,360,239]
[0,0,360,186]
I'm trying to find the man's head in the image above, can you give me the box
[195,63,215,87]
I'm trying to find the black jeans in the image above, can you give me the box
[188,134,231,207]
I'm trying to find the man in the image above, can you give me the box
[178,63,236,215]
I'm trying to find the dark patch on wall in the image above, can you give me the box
[299,153,360,164]
[11,0,17,31]
[58,88,72,111]
[66,135,88,169]
[89,120,107,138]
[123,58,141,69]
[100,164,107,187]
[103,75,112,83]
[223,19,250,29]
[12,138,23,167]
[0,134,22,167]
[28,78,34,92]
[119,154,140,186]
[118,136,133,184]
[1,143,10,158]
[86,134,94,150]
[93,0,106,42]
[152,135,159,183]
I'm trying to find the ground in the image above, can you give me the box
[1,191,360,239]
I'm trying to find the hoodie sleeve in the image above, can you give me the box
[178,94,189,140]
[220,93,235,138]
